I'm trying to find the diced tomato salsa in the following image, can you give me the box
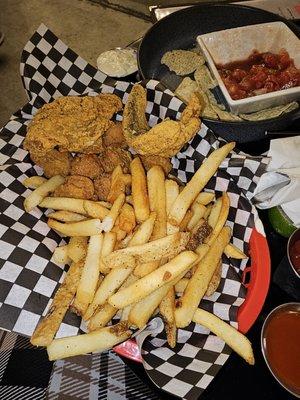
[217,49,300,100]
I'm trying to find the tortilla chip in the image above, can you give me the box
[161,50,205,76]
[210,104,242,121]
[175,77,199,104]
[239,102,299,121]
[191,46,204,55]
[202,106,219,120]
[193,89,216,120]
[194,65,217,92]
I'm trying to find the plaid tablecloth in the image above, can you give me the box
[0,330,160,400]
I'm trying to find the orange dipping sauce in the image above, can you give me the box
[265,310,300,395]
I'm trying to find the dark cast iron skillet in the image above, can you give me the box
[138,4,300,143]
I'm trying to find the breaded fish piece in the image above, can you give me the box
[122,85,149,139]
[123,84,202,157]
[24,94,123,162]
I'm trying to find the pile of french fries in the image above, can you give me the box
[24,141,254,365]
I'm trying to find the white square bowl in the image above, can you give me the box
[197,22,300,114]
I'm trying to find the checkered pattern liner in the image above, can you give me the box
[0,24,269,399]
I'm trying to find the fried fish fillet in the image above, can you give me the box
[24,94,123,173]
[122,84,202,157]
[122,85,149,138]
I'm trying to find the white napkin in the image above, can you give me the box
[253,136,300,227]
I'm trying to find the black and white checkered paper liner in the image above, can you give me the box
[0,24,269,399]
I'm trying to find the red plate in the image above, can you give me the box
[114,228,271,363]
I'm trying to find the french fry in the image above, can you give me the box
[88,273,138,329]
[31,260,83,347]
[118,203,136,233]
[168,142,235,225]
[141,168,167,278]
[68,237,88,262]
[53,245,70,265]
[23,176,47,189]
[175,278,189,293]
[72,234,103,315]
[123,174,131,186]
[129,285,170,328]
[187,203,207,231]
[203,203,212,220]
[179,210,193,231]
[102,193,125,232]
[187,219,212,252]
[159,286,177,348]
[165,179,180,214]
[24,175,65,212]
[128,213,158,277]
[111,226,127,241]
[192,309,255,365]
[206,193,230,246]
[206,259,222,296]
[120,232,134,249]
[128,212,156,246]
[48,210,87,222]
[191,218,205,235]
[88,303,118,331]
[126,195,133,205]
[208,197,222,228]
[108,165,126,203]
[98,201,111,208]
[175,227,231,328]
[167,223,180,235]
[195,243,210,258]
[134,261,159,277]
[128,271,186,329]
[118,275,139,322]
[131,157,150,222]
[121,304,132,322]
[108,251,198,309]
[224,243,247,259]
[48,218,102,237]
[103,232,190,269]
[47,323,131,361]
[99,232,117,274]
[147,166,167,239]
[83,263,134,320]
[40,197,86,214]
[193,192,215,206]
[83,200,109,220]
